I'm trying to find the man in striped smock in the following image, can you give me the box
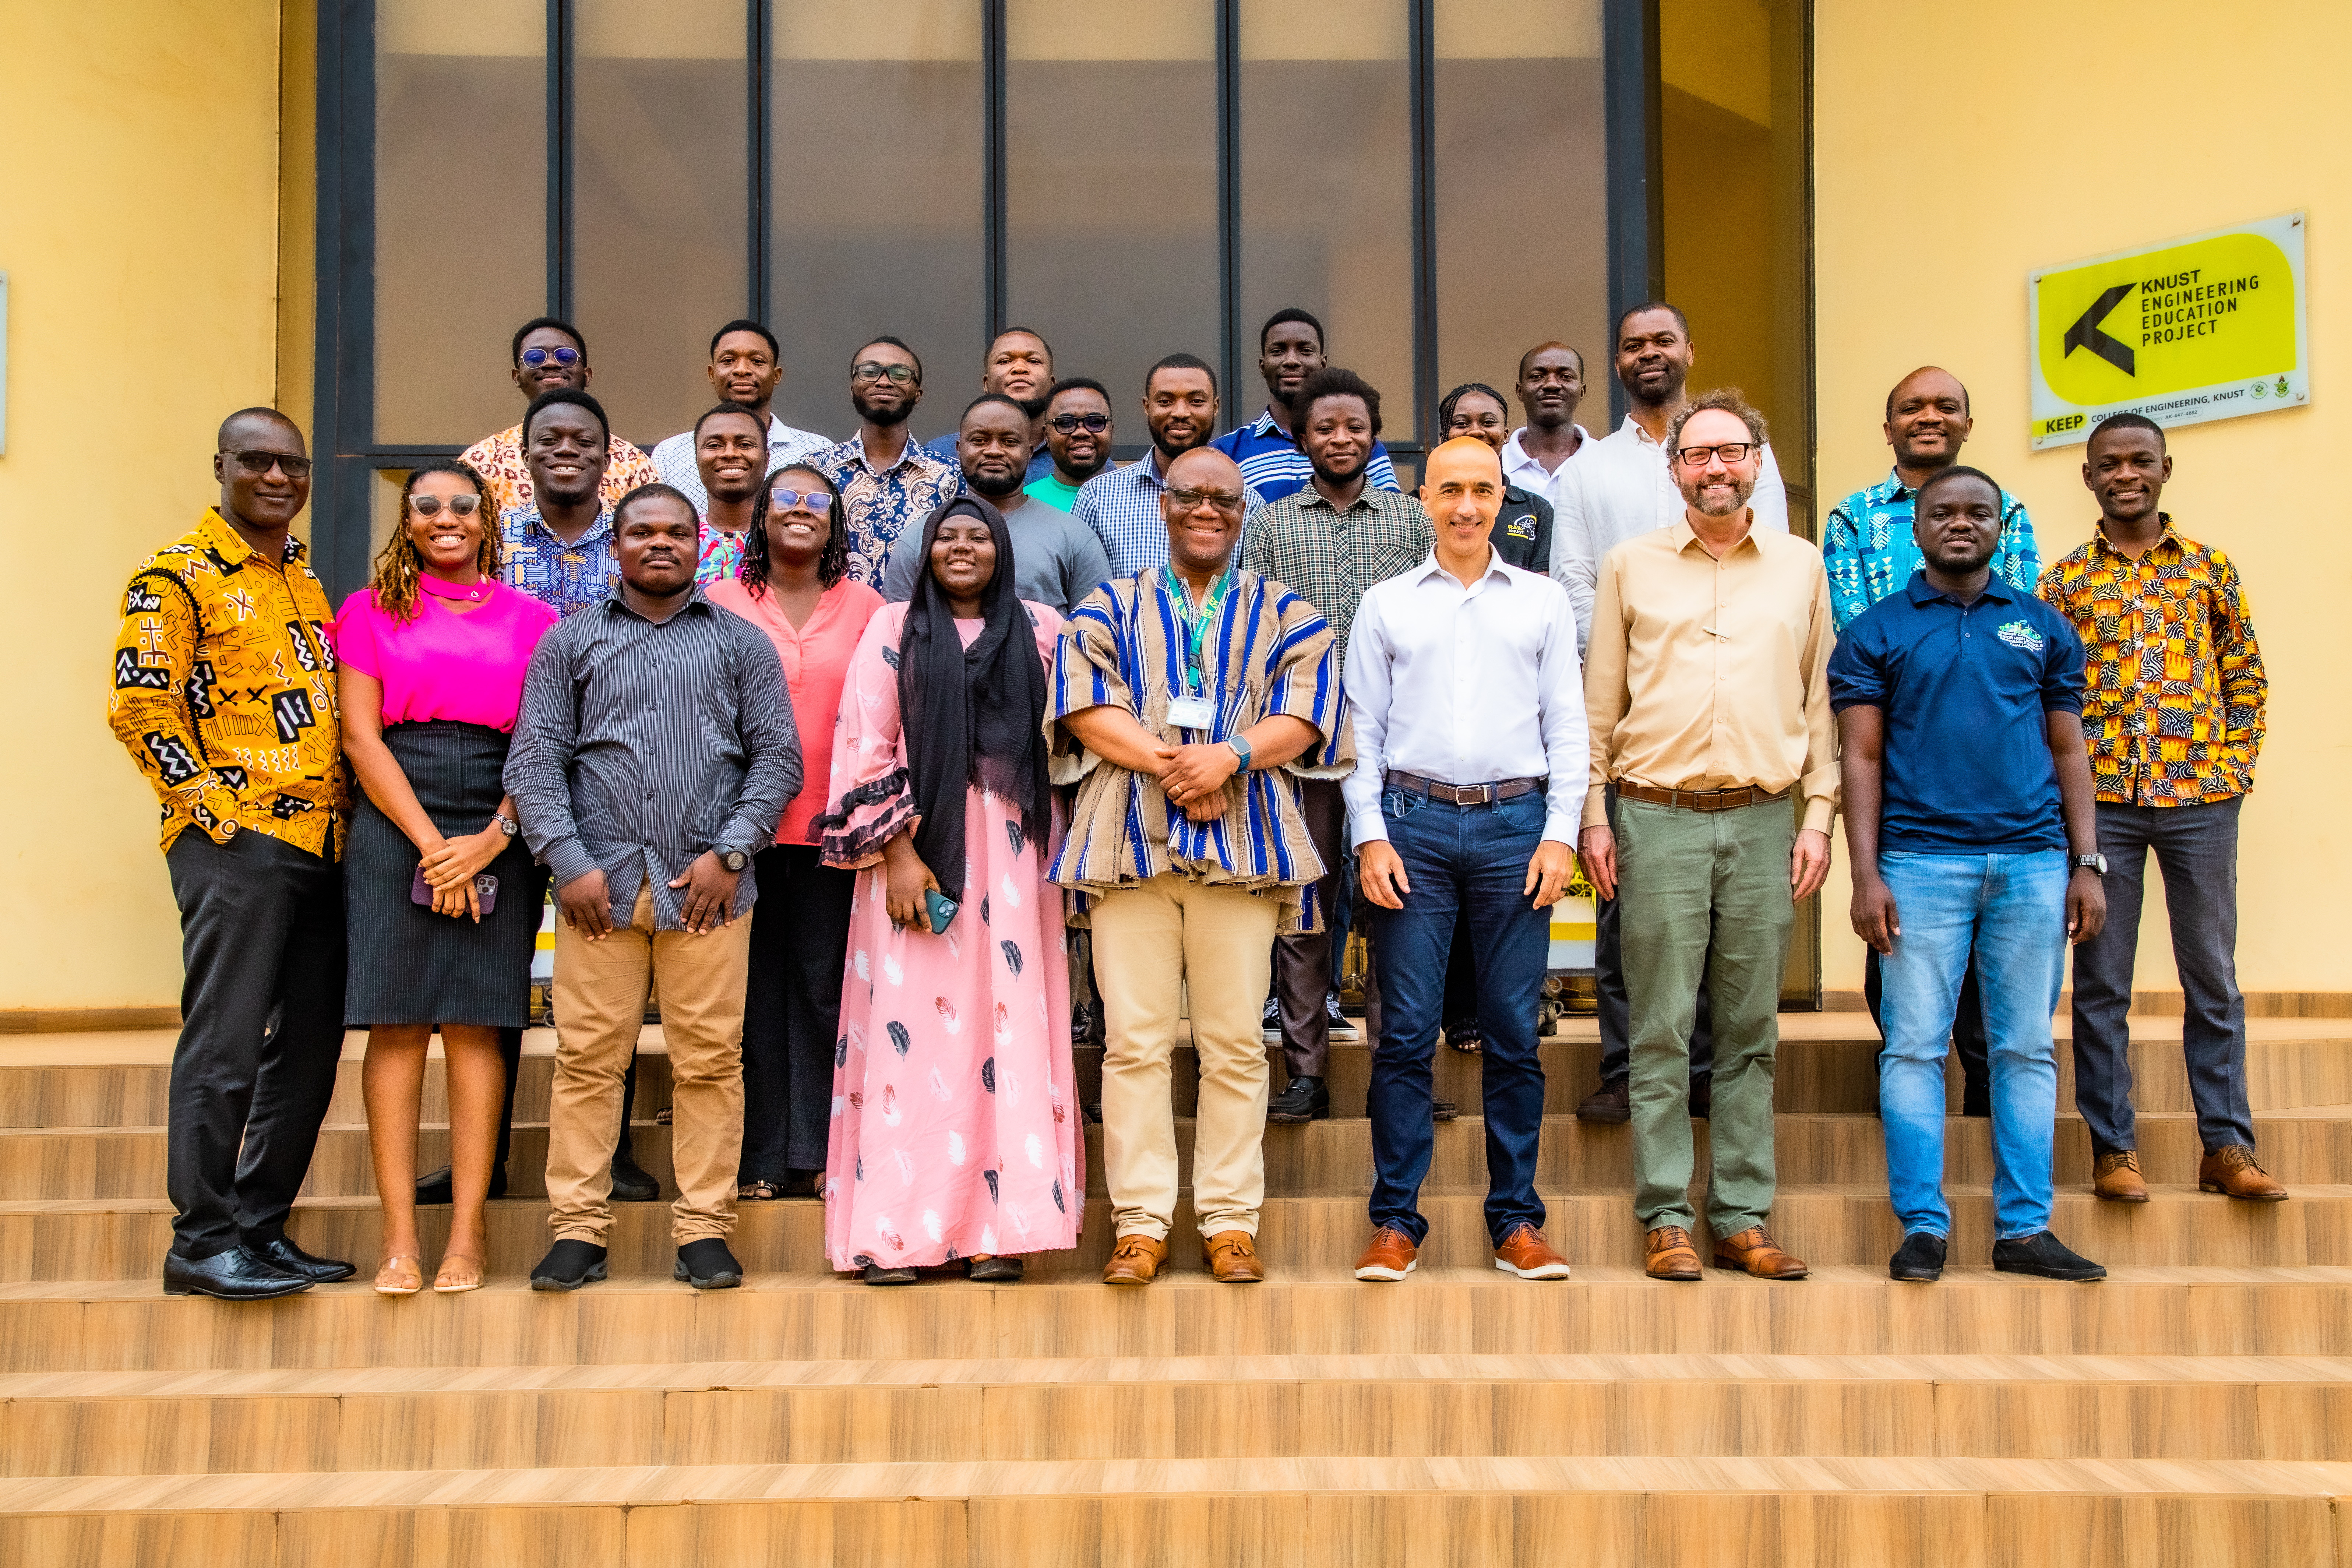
[1047,447,1353,1290]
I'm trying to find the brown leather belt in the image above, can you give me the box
[1616,781,1789,813]
[1385,771,1545,806]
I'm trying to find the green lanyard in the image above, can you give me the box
[1161,568,1232,697]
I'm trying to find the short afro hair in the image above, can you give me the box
[1146,352,1218,399]
[692,400,767,441]
[511,315,587,364]
[2090,411,2167,451]
[1612,300,1690,343]
[1293,366,1382,439]
[1258,307,1325,353]
[522,386,610,445]
[709,319,780,360]
[852,335,923,383]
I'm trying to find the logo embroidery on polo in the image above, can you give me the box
[1996,620,2045,652]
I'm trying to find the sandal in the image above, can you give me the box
[655,1106,673,1125]
[374,1254,425,1296]
[737,1180,782,1202]
[431,1252,486,1294]
[1445,1019,1485,1054]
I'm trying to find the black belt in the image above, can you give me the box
[1385,771,1546,806]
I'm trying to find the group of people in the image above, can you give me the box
[107,297,2275,1303]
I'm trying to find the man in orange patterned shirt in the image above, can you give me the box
[2038,413,2279,1204]
[459,317,656,518]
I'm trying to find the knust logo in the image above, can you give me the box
[1996,620,2045,653]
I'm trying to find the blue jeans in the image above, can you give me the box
[1365,786,1551,1246]
[1877,850,2069,1241]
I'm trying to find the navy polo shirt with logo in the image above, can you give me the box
[1827,572,2086,855]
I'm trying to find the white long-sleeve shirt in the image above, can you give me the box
[1548,412,1788,654]
[1341,550,1586,848]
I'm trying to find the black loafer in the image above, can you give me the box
[968,1255,1024,1282]
[610,1153,661,1203]
[1993,1230,2106,1282]
[674,1238,743,1290]
[162,1245,313,1300]
[245,1233,357,1283]
[529,1239,609,1292]
[1889,1231,1947,1282]
[1266,1075,1330,1124]
[862,1263,918,1286]
[415,1163,508,1204]
[1576,1077,1631,1124]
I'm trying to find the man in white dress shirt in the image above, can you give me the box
[1550,301,1789,1126]
[1344,437,1585,1285]
[1499,339,1595,515]
[650,320,830,516]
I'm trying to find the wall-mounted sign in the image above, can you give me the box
[2028,213,2306,449]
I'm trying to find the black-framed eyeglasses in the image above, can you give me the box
[851,362,918,385]
[1048,412,1110,434]
[1167,487,1245,514]
[221,448,314,479]
[1674,442,1755,467]
[769,487,833,512]
[519,345,581,369]
[408,494,482,518]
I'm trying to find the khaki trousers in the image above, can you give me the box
[1092,873,1280,1240]
[549,880,751,1245]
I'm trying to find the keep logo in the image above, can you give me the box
[1996,620,2046,653]
[272,689,318,744]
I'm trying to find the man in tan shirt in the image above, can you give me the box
[1579,388,1838,1283]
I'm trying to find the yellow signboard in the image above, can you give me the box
[2028,213,2307,448]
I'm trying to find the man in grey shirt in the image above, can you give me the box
[505,483,800,1295]
[881,393,1113,614]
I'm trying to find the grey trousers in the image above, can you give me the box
[2070,796,2255,1156]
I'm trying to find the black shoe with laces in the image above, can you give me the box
[1993,1230,2106,1282]
[245,1234,357,1284]
[1576,1077,1631,1124]
[529,1239,609,1292]
[1889,1231,1947,1282]
[674,1238,743,1290]
[610,1152,661,1202]
[1266,1074,1330,1123]
[162,1245,312,1300]
[1260,996,1283,1032]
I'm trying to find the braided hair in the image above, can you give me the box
[737,464,850,595]
[370,459,499,624]
[1437,381,1510,438]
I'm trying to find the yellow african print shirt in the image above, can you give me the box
[457,423,658,519]
[2037,517,2265,807]
[107,509,349,856]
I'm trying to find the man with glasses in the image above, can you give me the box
[815,337,960,588]
[1212,309,1401,503]
[881,394,1112,614]
[107,409,354,1300]
[1579,390,1836,1283]
[1028,377,1118,514]
[649,320,829,519]
[1049,448,1352,1288]
[1501,341,1595,517]
[1553,302,1791,1127]
[922,327,1059,487]
[461,317,656,519]
[1075,353,1264,578]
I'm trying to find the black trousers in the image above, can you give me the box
[1270,778,1346,1078]
[164,829,346,1260]
[739,844,856,1181]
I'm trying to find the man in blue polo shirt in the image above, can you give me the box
[1211,308,1400,503]
[1830,466,2108,1285]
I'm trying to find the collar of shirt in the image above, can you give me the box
[1500,425,1592,478]
[600,585,719,624]
[1408,546,1509,592]
[2089,513,2186,562]
[196,507,305,569]
[1668,516,1763,559]
[1905,572,2017,610]
[848,430,946,480]
[508,504,617,546]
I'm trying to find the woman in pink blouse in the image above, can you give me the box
[705,465,883,1201]
[338,460,559,1296]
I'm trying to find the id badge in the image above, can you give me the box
[1166,694,1217,730]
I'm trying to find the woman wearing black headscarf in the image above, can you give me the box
[814,498,1080,1285]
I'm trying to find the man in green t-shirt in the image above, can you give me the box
[1029,377,1117,512]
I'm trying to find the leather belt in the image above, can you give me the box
[1616,781,1789,813]
[1385,771,1545,806]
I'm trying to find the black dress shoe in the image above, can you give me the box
[674,1238,743,1290]
[245,1234,357,1284]
[610,1152,661,1202]
[529,1239,609,1291]
[968,1255,1024,1282]
[163,1245,312,1300]
[1071,1001,1096,1044]
[1576,1077,1631,1123]
[1260,996,1283,1032]
[1686,1078,1712,1121]
[1323,991,1351,1032]
[862,1263,918,1285]
[1266,1074,1330,1123]
[415,1164,509,1205]
[1432,1097,1459,1121]
[1889,1231,1947,1282]
[1993,1230,2107,1282]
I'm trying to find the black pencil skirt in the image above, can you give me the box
[344,720,547,1028]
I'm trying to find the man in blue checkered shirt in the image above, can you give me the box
[1074,353,1264,578]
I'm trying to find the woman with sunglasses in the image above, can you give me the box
[336,460,560,1295]
[705,468,883,1201]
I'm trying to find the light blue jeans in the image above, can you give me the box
[1877,850,2069,1241]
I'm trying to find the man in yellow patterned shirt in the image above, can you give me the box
[106,408,356,1301]
[2038,412,2281,1205]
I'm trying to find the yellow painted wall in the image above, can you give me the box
[0,4,289,1011]
[1814,0,2347,995]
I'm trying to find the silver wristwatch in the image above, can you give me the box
[2073,853,2107,874]
[718,848,750,873]
[493,812,519,838]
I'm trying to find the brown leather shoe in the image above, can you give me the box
[1202,1230,1266,1283]
[2092,1149,2149,1202]
[1493,1224,1571,1280]
[1100,1233,1168,1286]
[2200,1145,2288,1202]
[1353,1225,1418,1282]
[1643,1225,1701,1282]
[1713,1225,1809,1280]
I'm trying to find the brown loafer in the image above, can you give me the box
[1203,1230,1266,1283]
[2092,1149,2149,1202]
[1101,1233,1168,1287]
[1493,1223,1571,1280]
[2199,1145,2288,1202]
[1644,1225,1701,1282]
[1353,1225,1418,1282]
[1713,1225,1809,1280]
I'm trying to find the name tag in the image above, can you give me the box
[1166,695,1217,729]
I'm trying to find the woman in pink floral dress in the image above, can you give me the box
[815,497,1080,1283]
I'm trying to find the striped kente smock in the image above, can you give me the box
[1044,566,1353,934]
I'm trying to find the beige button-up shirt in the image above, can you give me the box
[1582,516,1839,834]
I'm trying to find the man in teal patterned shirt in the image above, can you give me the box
[1823,365,2040,1117]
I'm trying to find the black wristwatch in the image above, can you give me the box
[2073,853,2107,875]
[717,848,750,873]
